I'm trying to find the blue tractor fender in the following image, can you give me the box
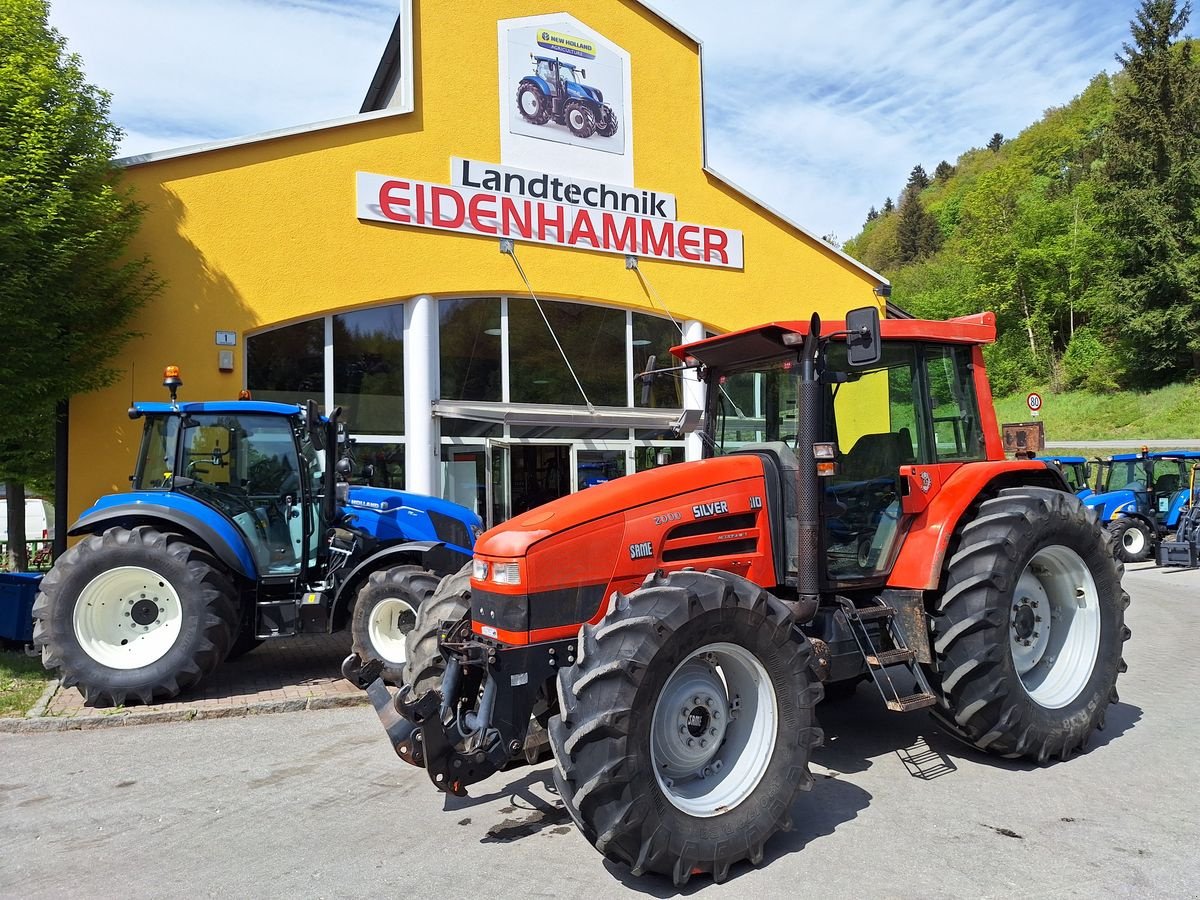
[519,75,552,96]
[1165,489,1192,529]
[68,492,258,580]
[330,540,445,616]
[1083,488,1140,524]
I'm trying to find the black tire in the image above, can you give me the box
[351,565,439,686]
[32,526,237,707]
[401,561,472,694]
[564,100,596,137]
[549,569,823,886]
[931,487,1129,762]
[596,104,618,138]
[516,82,551,125]
[1109,517,1153,563]
[226,628,263,661]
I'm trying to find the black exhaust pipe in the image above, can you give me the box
[793,313,822,621]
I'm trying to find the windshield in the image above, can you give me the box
[133,416,182,490]
[1103,458,1184,492]
[710,358,801,455]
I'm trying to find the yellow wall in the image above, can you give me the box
[69,0,882,520]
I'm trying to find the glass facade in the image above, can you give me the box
[508,299,627,406]
[246,319,324,406]
[333,306,404,435]
[440,298,502,402]
[633,312,684,409]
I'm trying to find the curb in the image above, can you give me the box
[0,692,368,735]
[25,678,60,719]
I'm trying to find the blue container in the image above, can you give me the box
[0,572,43,642]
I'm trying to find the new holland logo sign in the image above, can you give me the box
[536,29,596,59]
[356,161,744,269]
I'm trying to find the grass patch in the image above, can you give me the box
[994,382,1200,442]
[0,650,52,717]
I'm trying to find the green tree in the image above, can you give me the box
[896,190,942,263]
[1098,0,1200,384]
[988,132,1004,152]
[882,196,894,214]
[0,0,159,569]
[934,160,955,181]
[865,205,878,223]
[906,164,930,192]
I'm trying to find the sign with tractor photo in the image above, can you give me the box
[503,17,627,156]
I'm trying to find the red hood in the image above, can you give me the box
[475,455,766,558]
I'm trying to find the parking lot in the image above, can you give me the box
[1,561,1198,899]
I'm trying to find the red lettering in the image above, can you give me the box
[641,219,675,258]
[415,182,426,222]
[601,213,637,252]
[702,228,729,264]
[677,225,701,261]
[431,186,465,229]
[567,209,599,248]
[501,197,532,239]
[536,202,565,242]
[469,193,498,235]
[378,180,411,222]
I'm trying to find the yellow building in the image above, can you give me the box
[70,0,888,528]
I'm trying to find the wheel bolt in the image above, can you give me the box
[1035,616,1042,623]
[692,696,700,705]
[700,739,708,748]
[680,726,687,735]
[687,738,695,748]
[709,728,718,737]
[712,711,720,720]
[705,697,715,709]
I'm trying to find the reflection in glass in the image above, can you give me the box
[440,298,502,401]
[334,306,404,435]
[632,313,683,409]
[247,320,324,406]
[509,299,625,406]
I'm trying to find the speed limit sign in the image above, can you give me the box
[1027,392,1043,414]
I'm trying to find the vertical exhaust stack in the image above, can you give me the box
[792,313,822,622]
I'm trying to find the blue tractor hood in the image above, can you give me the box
[1083,488,1142,523]
[565,81,602,103]
[343,486,481,554]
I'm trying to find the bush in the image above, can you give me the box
[1063,327,1125,391]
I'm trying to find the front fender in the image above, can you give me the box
[330,540,473,624]
[69,493,258,579]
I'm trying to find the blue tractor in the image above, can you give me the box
[1083,450,1200,563]
[1037,455,1094,499]
[516,55,617,139]
[32,368,481,706]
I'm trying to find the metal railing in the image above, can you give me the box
[0,540,54,572]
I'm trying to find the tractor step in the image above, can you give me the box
[851,604,895,621]
[886,692,938,712]
[866,648,916,667]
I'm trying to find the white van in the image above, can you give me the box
[0,499,55,542]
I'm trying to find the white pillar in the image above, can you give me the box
[682,319,706,462]
[404,295,439,495]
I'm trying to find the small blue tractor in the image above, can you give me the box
[1083,450,1200,563]
[1158,461,1200,568]
[516,55,617,139]
[32,367,481,706]
[1037,455,1094,499]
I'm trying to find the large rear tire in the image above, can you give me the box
[931,487,1129,761]
[516,82,551,125]
[32,526,238,707]
[351,565,439,686]
[549,570,822,886]
[401,561,472,694]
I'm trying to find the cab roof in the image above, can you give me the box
[132,401,303,417]
[673,312,997,367]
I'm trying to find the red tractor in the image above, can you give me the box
[345,308,1128,885]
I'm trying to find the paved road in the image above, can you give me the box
[2,563,1198,899]
[1045,440,1200,450]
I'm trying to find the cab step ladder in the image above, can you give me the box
[837,596,938,712]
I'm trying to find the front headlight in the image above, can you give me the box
[472,559,489,581]
[492,562,521,585]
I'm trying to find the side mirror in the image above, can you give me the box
[845,306,881,367]
[306,399,326,451]
[336,457,353,478]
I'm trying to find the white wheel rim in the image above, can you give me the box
[1122,525,1145,554]
[521,92,539,115]
[650,641,778,817]
[1009,545,1101,709]
[72,566,183,670]
[367,597,418,665]
[569,109,586,129]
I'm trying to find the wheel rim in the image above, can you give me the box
[1122,525,1145,555]
[650,641,778,817]
[520,92,539,115]
[367,597,418,665]
[72,566,183,670]
[1009,545,1101,709]
[569,108,586,130]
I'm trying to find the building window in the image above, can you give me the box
[440,298,502,402]
[632,312,684,409]
[246,320,324,406]
[508,299,626,406]
[334,305,404,435]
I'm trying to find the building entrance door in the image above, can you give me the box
[508,444,571,517]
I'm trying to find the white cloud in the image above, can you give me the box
[47,0,1139,243]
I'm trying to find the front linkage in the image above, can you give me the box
[343,621,570,796]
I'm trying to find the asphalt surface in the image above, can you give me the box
[1,562,1198,899]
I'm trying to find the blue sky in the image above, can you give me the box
[48,0,1143,243]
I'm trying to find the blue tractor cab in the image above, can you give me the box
[516,54,618,139]
[1037,455,1093,499]
[1083,450,1200,562]
[33,369,481,707]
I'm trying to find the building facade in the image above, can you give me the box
[69,1,888,527]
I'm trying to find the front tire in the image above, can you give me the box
[596,104,618,137]
[564,100,596,137]
[351,565,439,686]
[32,526,238,707]
[931,488,1129,761]
[1109,517,1152,563]
[549,570,822,886]
[401,561,472,694]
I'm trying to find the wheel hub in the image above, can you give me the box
[130,597,160,626]
[72,566,183,670]
[1012,603,1037,641]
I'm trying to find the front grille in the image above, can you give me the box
[429,510,472,550]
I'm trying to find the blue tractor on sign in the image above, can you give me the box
[1083,450,1200,563]
[32,367,481,707]
[516,55,617,139]
[1036,455,1094,499]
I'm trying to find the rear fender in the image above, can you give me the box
[68,494,257,579]
[888,461,1068,591]
[519,75,551,96]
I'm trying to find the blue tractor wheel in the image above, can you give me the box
[564,100,596,138]
[596,103,618,138]
[351,565,440,686]
[516,81,551,125]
